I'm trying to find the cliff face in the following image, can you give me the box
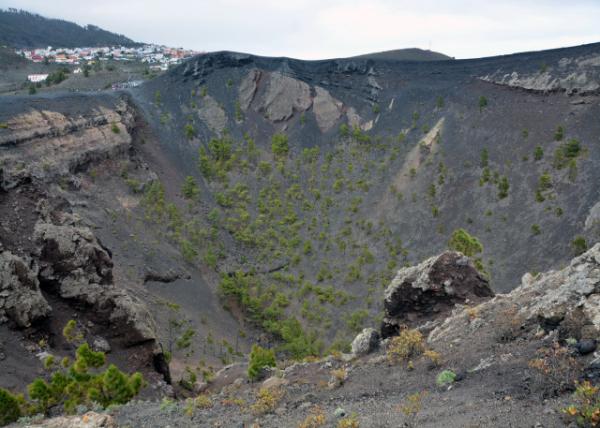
[0,95,170,392]
[0,95,134,189]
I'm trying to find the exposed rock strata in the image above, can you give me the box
[0,99,134,189]
[480,53,600,94]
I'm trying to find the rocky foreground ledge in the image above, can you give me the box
[15,244,600,427]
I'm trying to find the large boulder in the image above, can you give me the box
[0,251,51,327]
[351,327,380,356]
[381,252,494,338]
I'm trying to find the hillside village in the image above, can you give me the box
[15,44,199,71]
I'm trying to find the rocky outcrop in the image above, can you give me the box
[429,243,600,344]
[313,87,343,132]
[19,412,117,428]
[585,201,600,233]
[381,252,494,338]
[239,69,261,111]
[351,327,380,356]
[259,72,312,122]
[0,98,134,189]
[480,53,600,94]
[197,95,227,134]
[238,69,351,132]
[0,250,51,327]
[33,210,156,345]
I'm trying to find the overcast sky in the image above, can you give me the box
[2,0,600,59]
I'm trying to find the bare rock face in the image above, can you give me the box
[34,219,113,289]
[238,69,346,131]
[33,211,156,345]
[260,72,312,122]
[239,69,261,111]
[197,95,227,134]
[0,250,51,327]
[313,86,343,132]
[381,252,494,338]
[480,53,600,94]
[0,99,134,189]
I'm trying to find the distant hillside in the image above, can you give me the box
[350,47,453,61]
[0,8,140,48]
[0,46,27,69]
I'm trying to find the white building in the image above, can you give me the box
[27,74,49,83]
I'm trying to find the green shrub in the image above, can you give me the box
[234,100,244,121]
[184,123,196,140]
[531,224,541,236]
[554,125,564,141]
[62,319,83,343]
[436,370,456,386]
[0,388,21,426]
[111,122,120,134]
[182,176,199,199]
[497,176,509,199]
[208,136,233,162]
[180,239,198,262]
[45,68,68,86]
[247,345,276,381]
[563,381,600,427]
[554,139,581,169]
[24,342,142,415]
[271,133,289,157]
[480,149,489,168]
[478,96,488,111]
[572,236,588,256]
[448,229,483,257]
[534,146,544,161]
[538,173,552,191]
[339,123,350,137]
[346,310,368,333]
